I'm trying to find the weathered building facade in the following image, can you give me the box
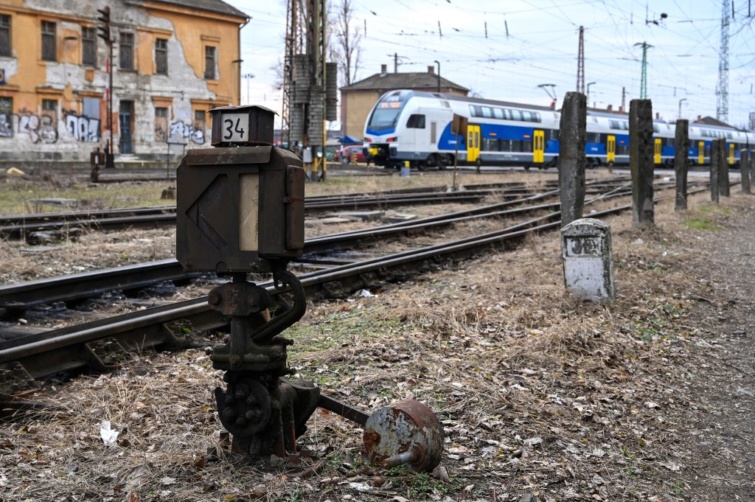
[0,0,248,165]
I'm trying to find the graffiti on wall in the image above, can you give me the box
[0,110,101,143]
[169,120,205,144]
[64,110,101,143]
[17,111,58,144]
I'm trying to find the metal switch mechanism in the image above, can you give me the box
[176,105,444,471]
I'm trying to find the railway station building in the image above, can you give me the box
[339,64,469,142]
[0,0,248,167]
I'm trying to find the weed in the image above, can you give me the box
[685,216,719,231]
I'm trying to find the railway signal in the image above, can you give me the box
[96,6,111,43]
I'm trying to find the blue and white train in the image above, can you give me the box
[362,90,753,170]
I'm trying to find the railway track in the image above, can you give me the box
[0,178,708,394]
[0,177,642,316]
[0,182,553,240]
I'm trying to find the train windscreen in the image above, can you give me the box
[367,91,410,132]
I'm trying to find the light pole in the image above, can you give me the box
[433,60,440,93]
[586,81,596,108]
[678,98,687,119]
[242,73,255,105]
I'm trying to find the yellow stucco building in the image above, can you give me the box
[0,0,248,166]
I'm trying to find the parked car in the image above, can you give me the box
[335,145,367,164]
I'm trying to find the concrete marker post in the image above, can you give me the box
[741,149,751,194]
[558,92,586,228]
[629,99,654,226]
[561,218,615,302]
[710,139,720,204]
[719,138,730,197]
[674,119,689,211]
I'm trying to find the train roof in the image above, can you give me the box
[402,90,558,112]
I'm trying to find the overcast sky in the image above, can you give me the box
[225,0,755,130]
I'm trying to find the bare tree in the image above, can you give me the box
[332,0,362,86]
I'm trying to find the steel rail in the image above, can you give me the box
[0,182,712,384]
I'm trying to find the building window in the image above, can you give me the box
[119,32,134,70]
[0,15,11,57]
[42,99,57,112]
[82,26,96,66]
[204,46,216,80]
[0,96,12,137]
[155,106,168,142]
[42,21,56,61]
[155,38,168,75]
[194,109,206,140]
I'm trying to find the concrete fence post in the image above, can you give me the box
[710,140,720,204]
[741,149,751,194]
[674,119,689,211]
[558,92,586,228]
[629,99,654,225]
[719,138,730,197]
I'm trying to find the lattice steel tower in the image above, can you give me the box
[576,26,585,94]
[635,42,652,99]
[717,0,730,123]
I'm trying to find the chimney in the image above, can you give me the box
[380,64,387,74]
[618,105,624,113]
[427,66,435,74]
[607,104,612,111]
[656,112,660,119]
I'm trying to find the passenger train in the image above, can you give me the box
[362,90,753,170]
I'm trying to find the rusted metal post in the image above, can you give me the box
[710,139,720,204]
[629,99,654,225]
[674,119,689,211]
[558,91,586,227]
[744,148,753,194]
[719,138,730,197]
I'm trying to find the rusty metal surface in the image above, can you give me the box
[363,399,444,473]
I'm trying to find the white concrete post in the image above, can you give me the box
[561,218,615,301]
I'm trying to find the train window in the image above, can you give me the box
[727,132,732,139]
[483,138,498,151]
[493,108,504,119]
[521,111,532,122]
[470,105,483,117]
[481,107,493,118]
[653,125,660,133]
[549,129,560,141]
[510,110,522,121]
[587,133,600,143]
[503,109,512,120]
[406,114,426,129]
[609,120,620,130]
[532,112,541,123]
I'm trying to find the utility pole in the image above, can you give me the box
[634,42,652,99]
[717,0,730,123]
[576,26,585,94]
[678,98,687,119]
[97,6,114,168]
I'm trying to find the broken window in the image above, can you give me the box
[42,21,56,61]
[119,32,134,70]
[155,38,168,75]
[82,26,96,67]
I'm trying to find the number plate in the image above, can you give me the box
[220,112,250,143]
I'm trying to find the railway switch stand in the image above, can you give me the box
[176,105,443,471]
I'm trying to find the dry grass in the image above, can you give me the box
[3,170,750,500]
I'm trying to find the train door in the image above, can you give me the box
[729,143,735,165]
[607,135,616,164]
[653,138,662,164]
[533,130,545,163]
[467,124,480,162]
[698,141,705,164]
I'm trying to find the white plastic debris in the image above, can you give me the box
[100,420,120,446]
